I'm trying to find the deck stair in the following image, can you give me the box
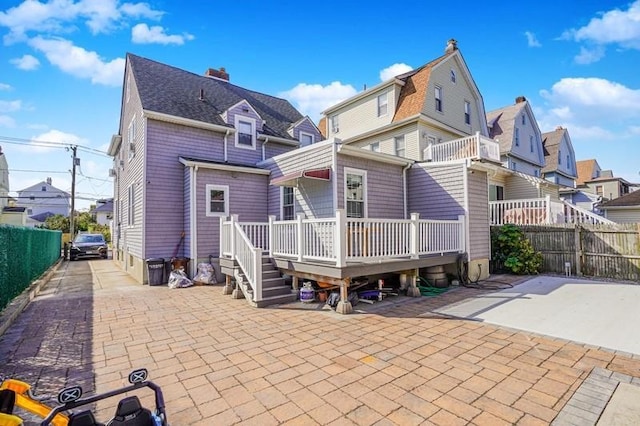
[233,253,297,308]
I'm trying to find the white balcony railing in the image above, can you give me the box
[222,211,466,270]
[424,132,501,163]
[489,196,614,225]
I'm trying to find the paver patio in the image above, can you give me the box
[1,260,639,425]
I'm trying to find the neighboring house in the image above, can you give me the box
[92,198,113,226]
[0,206,26,226]
[16,178,70,218]
[487,96,546,178]
[541,126,577,188]
[109,54,323,284]
[599,190,640,223]
[319,39,490,162]
[576,159,633,201]
[0,146,8,212]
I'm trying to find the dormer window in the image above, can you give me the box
[299,131,314,146]
[41,186,46,191]
[235,116,256,149]
[377,93,388,117]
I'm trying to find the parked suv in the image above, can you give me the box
[70,233,108,261]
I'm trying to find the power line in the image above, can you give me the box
[8,169,70,174]
[0,135,110,157]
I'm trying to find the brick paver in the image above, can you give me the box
[2,260,640,424]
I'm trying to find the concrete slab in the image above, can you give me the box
[436,276,640,355]
[597,383,640,425]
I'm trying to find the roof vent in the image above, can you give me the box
[205,67,229,81]
[515,96,527,104]
[445,39,458,54]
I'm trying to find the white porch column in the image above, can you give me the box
[296,213,304,262]
[268,215,275,257]
[545,195,551,224]
[335,209,346,267]
[410,212,420,259]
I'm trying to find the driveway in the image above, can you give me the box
[1,261,640,425]
[436,276,640,356]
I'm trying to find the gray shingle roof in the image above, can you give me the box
[541,128,563,174]
[128,53,304,140]
[486,102,527,154]
[600,189,640,208]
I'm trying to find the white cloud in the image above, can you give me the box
[28,36,124,86]
[0,0,164,43]
[21,129,87,153]
[0,83,12,91]
[574,45,606,64]
[10,54,40,70]
[0,115,16,127]
[629,125,640,135]
[279,82,357,121]
[131,23,194,45]
[562,1,640,63]
[537,77,640,142]
[0,100,22,113]
[524,31,541,47]
[379,63,413,81]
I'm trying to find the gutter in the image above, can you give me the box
[143,109,234,134]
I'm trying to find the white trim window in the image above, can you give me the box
[127,184,135,226]
[345,168,367,218]
[299,131,314,146]
[128,116,136,161]
[435,86,443,112]
[235,116,256,149]
[377,93,388,117]
[464,101,471,125]
[331,114,340,133]
[370,142,380,152]
[515,128,520,146]
[206,184,229,217]
[394,135,405,157]
[281,186,295,220]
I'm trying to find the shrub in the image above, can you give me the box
[491,224,543,275]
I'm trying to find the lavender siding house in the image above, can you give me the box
[108,54,322,284]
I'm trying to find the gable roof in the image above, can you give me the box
[93,200,114,213]
[127,53,306,141]
[541,127,564,174]
[576,159,599,185]
[486,101,527,153]
[392,54,449,122]
[17,180,70,196]
[599,189,640,208]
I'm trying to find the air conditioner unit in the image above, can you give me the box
[109,168,116,177]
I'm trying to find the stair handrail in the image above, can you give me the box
[233,222,263,302]
[562,200,614,224]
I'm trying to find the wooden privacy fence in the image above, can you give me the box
[492,223,640,281]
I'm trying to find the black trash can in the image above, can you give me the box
[146,258,165,286]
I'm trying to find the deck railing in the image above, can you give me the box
[223,211,466,270]
[489,196,613,225]
[423,132,501,163]
[220,217,264,302]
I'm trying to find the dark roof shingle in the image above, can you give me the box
[128,54,304,140]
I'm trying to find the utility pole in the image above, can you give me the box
[70,145,78,238]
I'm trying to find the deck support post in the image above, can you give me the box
[292,275,299,294]
[336,278,352,314]
[222,274,233,295]
[406,268,421,297]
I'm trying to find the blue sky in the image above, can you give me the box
[1,0,639,210]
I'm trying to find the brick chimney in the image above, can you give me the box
[515,96,527,104]
[555,125,564,131]
[205,67,229,81]
[445,39,458,54]
[46,177,52,185]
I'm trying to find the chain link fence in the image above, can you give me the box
[0,225,62,311]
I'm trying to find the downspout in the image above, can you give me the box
[223,129,230,162]
[189,165,198,277]
[262,137,269,162]
[402,163,411,219]
[462,160,471,260]
[332,139,339,212]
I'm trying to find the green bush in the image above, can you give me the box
[491,224,543,275]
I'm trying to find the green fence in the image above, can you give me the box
[0,225,62,311]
